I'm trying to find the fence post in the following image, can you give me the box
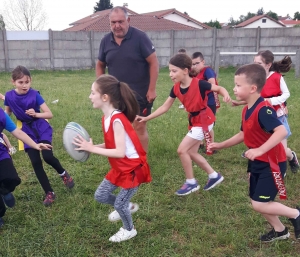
[90,31,95,69]
[296,49,300,78]
[215,49,220,77]
[48,29,54,70]
[211,27,217,69]
[170,29,174,57]
[2,30,9,71]
[256,26,261,51]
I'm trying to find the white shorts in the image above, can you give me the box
[186,124,214,141]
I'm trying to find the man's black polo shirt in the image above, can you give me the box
[98,26,155,100]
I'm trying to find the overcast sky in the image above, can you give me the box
[0,0,298,30]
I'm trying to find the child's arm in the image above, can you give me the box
[2,133,12,148]
[210,85,231,103]
[245,125,287,161]
[137,97,175,122]
[4,106,12,116]
[73,121,126,158]
[266,77,290,106]
[10,128,52,150]
[0,93,5,101]
[231,100,247,106]
[209,131,244,151]
[25,103,53,119]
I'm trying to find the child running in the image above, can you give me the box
[209,63,300,242]
[3,65,74,206]
[137,54,231,195]
[232,51,299,173]
[73,74,151,242]
[0,107,51,227]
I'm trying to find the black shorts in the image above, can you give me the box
[208,104,217,115]
[249,161,286,202]
[137,97,153,117]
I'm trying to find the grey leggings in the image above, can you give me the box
[94,178,138,231]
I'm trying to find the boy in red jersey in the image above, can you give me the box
[191,52,220,150]
[209,63,300,242]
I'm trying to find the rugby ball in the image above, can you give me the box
[63,122,90,162]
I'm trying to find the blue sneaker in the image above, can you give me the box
[204,173,224,191]
[2,193,15,208]
[0,217,4,228]
[176,182,200,196]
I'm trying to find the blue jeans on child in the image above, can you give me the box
[278,115,291,138]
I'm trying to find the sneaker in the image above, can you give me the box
[289,208,300,239]
[108,203,139,222]
[2,193,15,208]
[43,191,56,206]
[203,173,224,191]
[175,182,200,196]
[61,171,74,189]
[289,151,299,173]
[109,227,137,242]
[0,217,4,228]
[260,227,290,242]
[178,104,185,109]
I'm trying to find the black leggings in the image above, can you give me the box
[27,141,65,193]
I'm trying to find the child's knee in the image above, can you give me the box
[251,200,266,213]
[94,190,108,204]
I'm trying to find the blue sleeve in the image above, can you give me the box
[204,68,216,80]
[36,93,45,106]
[139,32,155,59]
[5,113,17,132]
[198,80,212,100]
[258,107,282,133]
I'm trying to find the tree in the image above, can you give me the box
[267,11,278,20]
[257,7,264,15]
[204,20,221,29]
[94,0,113,13]
[2,0,47,31]
[294,11,300,20]
[0,15,5,30]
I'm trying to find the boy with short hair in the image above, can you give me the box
[209,63,300,242]
[192,52,220,149]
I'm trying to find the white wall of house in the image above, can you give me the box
[244,18,284,28]
[163,13,204,29]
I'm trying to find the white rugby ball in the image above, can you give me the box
[63,122,90,162]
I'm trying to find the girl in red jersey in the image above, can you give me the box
[73,74,151,243]
[137,54,231,196]
[232,50,299,173]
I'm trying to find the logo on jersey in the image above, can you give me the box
[152,45,155,49]
[259,195,271,199]
[267,109,272,115]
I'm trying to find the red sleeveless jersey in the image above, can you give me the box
[103,113,151,188]
[260,72,283,112]
[242,101,286,163]
[173,77,215,129]
[196,67,220,108]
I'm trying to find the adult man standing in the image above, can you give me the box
[96,6,159,152]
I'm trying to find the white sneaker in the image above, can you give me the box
[109,227,137,242]
[179,104,184,109]
[108,203,139,222]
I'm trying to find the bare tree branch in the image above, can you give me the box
[2,0,48,30]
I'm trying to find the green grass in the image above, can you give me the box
[0,68,300,256]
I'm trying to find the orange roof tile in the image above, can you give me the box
[235,14,285,28]
[142,8,211,29]
[64,14,199,32]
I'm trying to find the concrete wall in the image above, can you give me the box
[0,27,299,73]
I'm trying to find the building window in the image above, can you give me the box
[262,19,267,23]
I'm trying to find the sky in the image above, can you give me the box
[0,0,297,30]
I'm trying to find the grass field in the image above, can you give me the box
[0,67,300,257]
